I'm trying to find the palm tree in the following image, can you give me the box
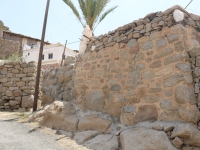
[62,0,118,32]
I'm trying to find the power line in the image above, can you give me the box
[187,8,200,15]
[185,0,193,9]
[66,40,81,45]
[50,9,81,37]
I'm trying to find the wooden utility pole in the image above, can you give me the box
[33,0,50,112]
[60,40,67,67]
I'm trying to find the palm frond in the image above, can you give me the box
[93,5,118,31]
[63,0,85,27]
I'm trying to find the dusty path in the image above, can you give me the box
[0,112,90,150]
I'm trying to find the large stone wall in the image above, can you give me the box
[0,61,42,111]
[75,24,200,125]
[73,5,200,126]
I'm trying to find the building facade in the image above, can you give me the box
[23,43,77,69]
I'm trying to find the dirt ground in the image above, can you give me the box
[0,112,91,150]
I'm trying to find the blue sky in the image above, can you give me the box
[0,0,200,50]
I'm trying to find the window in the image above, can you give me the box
[42,55,44,60]
[48,53,53,59]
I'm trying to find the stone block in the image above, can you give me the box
[85,90,105,112]
[164,54,187,65]
[14,90,22,97]
[175,85,196,104]
[73,130,100,145]
[196,57,200,67]
[160,99,171,109]
[9,100,20,107]
[142,71,154,79]
[156,39,167,47]
[142,41,154,50]
[163,74,184,87]
[154,48,173,60]
[110,84,121,91]
[172,137,183,148]
[120,128,177,150]
[149,60,161,68]
[21,95,34,108]
[124,105,136,113]
[23,67,36,73]
[84,134,119,150]
[167,33,179,43]
[176,63,192,72]
[78,115,112,132]
[134,105,158,123]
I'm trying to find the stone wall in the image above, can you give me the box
[0,61,42,111]
[35,5,200,150]
[42,56,75,105]
[0,38,21,59]
[73,5,200,126]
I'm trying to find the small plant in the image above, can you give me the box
[0,53,22,65]
[4,53,22,61]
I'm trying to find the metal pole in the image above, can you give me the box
[33,0,50,112]
[60,40,67,67]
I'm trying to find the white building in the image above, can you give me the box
[23,43,77,65]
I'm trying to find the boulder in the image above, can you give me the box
[84,134,119,150]
[78,115,112,133]
[171,124,200,147]
[120,128,177,150]
[29,101,78,132]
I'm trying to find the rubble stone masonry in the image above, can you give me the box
[74,5,200,125]
[0,61,42,111]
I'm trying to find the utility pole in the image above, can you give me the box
[60,40,67,67]
[33,0,50,112]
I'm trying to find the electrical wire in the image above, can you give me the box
[187,8,200,15]
[67,41,81,45]
[50,9,81,37]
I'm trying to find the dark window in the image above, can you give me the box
[48,53,53,59]
[28,53,30,56]
[42,55,44,60]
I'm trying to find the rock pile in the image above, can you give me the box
[30,100,200,150]
[86,5,200,52]
[0,61,42,111]
[41,56,75,106]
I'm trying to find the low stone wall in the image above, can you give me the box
[0,61,42,111]
[86,5,200,52]
[0,38,21,59]
[41,56,75,106]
